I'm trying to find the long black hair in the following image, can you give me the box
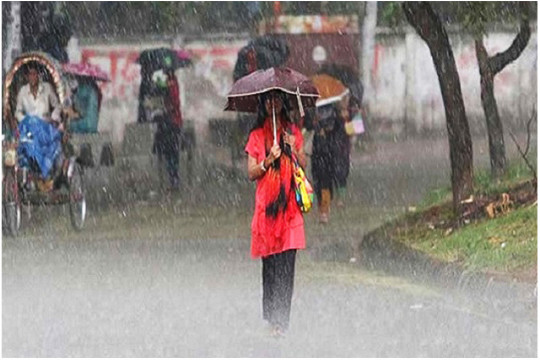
[250,90,293,132]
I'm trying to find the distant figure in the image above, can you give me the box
[333,99,352,208]
[137,68,153,123]
[311,104,337,223]
[69,78,100,134]
[311,94,352,223]
[153,69,182,190]
[165,68,183,129]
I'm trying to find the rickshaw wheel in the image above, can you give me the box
[68,163,86,231]
[3,168,21,237]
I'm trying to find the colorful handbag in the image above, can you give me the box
[292,157,314,213]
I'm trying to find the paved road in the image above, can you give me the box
[3,226,536,357]
[3,136,537,357]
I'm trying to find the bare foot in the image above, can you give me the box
[319,213,329,224]
[270,324,286,338]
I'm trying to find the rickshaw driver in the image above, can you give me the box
[14,63,66,185]
[15,63,63,131]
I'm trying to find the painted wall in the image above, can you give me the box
[370,27,537,135]
[74,26,537,145]
[75,37,248,144]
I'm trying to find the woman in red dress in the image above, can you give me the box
[244,91,307,337]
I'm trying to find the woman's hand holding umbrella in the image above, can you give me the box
[268,143,281,165]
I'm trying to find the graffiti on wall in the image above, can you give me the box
[80,41,245,103]
[81,49,141,101]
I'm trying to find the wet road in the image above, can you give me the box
[3,136,537,357]
[3,223,536,357]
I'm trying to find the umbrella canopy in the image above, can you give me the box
[311,74,350,107]
[317,63,363,105]
[137,48,192,72]
[233,35,290,81]
[63,62,110,81]
[175,49,192,62]
[225,67,319,114]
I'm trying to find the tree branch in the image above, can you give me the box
[474,38,489,77]
[523,107,535,156]
[488,3,531,75]
[508,107,537,182]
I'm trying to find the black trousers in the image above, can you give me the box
[262,249,297,329]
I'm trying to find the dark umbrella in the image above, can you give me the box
[136,48,191,123]
[225,67,319,143]
[137,48,192,72]
[317,63,364,105]
[233,35,289,81]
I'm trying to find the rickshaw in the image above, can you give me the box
[2,52,87,236]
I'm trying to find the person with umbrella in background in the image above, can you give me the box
[136,48,191,190]
[137,48,191,124]
[62,62,109,134]
[226,67,318,337]
[310,74,351,223]
[154,67,183,190]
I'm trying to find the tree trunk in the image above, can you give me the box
[474,5,531,179]
[3,1,21,74]
[475,40,506,179]
[403,2,474,213]
[361,1,377,112]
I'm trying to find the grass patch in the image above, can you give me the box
[475,157,536,196]
[395,204,537,273]
[420,156,536,210]
[391,156,537,280]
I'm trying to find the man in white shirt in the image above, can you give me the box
[15,63,65,183]
[15,63,62,128]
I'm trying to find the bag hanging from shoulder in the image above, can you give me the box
[292,156,314,213]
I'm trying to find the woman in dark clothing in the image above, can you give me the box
[137,68,153,123]
[153,69,182,190]
[311,103,340,223]
[332,104,351,208]
[153,113,180,190]
[311,98,351,222]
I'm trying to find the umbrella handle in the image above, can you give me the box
[272,104,277,146]
[296,87,305,118]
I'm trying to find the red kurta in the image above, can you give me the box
[245,124,306,258]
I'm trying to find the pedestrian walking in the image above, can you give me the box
[310,74,352,222]
[311,103,338,223]
[333,100,352,208]
[226,67,318,337]
[245,91,307,336]
[152,69,182,190]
